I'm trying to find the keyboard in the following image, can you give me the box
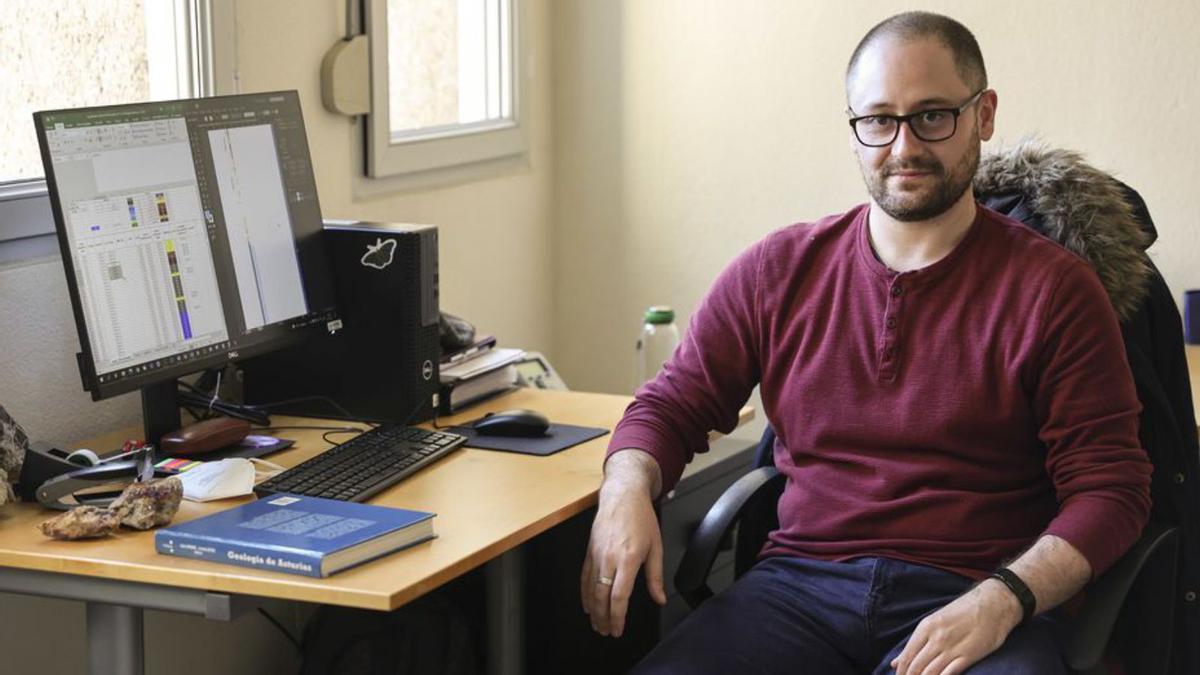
[254,425,467,502]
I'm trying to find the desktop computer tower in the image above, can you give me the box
[241,221,441,424]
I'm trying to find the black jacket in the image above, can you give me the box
[979,146,1200,673]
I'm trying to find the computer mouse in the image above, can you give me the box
[473,409,550,437]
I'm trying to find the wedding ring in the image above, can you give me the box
[597,575,614,586]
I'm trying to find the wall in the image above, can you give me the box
[551,0,1200,418]
[0,0,553,672]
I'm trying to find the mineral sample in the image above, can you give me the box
[110,477,184,530]
[38,506,121,540]
[0,469,14,507]
[0,403,29,481]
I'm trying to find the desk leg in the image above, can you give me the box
[486,547,524,675]
[87,602,144,675]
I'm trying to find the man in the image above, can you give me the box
[582,11,1152,675]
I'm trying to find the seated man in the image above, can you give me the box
[581,11,1152,675]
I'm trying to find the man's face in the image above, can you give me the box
[846,38,996,222]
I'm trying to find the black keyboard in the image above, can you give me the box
[255,426,467,502]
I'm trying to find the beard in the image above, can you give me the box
[861,127,980,222]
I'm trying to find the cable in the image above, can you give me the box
[255,395,364,422]
[257,607,301,652]
[254,425,369,434]
[208,370,222,413]
[176,389,270,426]
[322,429,363,445]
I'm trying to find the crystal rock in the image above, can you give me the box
[39,505,122,540]
[111,477,184,530]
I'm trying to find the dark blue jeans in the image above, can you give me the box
[634,556,1067,674]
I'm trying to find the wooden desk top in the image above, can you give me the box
[0,389,752,611]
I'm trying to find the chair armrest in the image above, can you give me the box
[673,466,784,609]
[1063,522,1180,672]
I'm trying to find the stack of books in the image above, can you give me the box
[439,336,525,414]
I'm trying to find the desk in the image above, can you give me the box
[0,389,753,675]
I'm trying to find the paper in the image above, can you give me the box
[440,348,525,382]
[177,458,257,502]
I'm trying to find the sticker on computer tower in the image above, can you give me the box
[360,238,397,270]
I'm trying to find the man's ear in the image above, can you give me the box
[977,89,998,142]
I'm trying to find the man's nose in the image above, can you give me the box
[890,121,925,159]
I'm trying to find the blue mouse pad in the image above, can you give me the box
[447,423,609,456]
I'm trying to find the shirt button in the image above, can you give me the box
[886,317,897,329]
[891,286,903,297]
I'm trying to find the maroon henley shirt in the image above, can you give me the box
[608,203,1152,580]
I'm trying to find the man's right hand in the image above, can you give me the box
[581,449,668,638]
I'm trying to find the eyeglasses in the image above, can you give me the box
[847,89,986,147]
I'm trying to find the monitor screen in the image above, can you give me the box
[35,91,338,400]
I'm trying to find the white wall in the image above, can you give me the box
[0,1,553,672]
[551,0,1200,403]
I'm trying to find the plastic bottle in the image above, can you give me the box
[635,306,681,389]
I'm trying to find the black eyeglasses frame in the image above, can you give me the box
[846,89,987,147]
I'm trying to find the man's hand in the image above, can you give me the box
[581,449,668,638]
[891,578,1024,675]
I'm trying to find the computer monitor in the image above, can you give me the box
[34,91,338,443]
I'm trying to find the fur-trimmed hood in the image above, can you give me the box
[974,140,1153,322]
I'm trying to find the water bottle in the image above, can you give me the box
[635,306,681,389]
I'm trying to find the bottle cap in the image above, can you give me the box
[644,306,675,324]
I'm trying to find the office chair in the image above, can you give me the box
[675,142,1198,675]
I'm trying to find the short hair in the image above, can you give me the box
[845,12,987,93]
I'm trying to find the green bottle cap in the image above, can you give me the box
[644,306,675,324]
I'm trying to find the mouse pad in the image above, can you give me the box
[447,423,609,456]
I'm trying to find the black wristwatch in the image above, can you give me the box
[990,568,1036,623]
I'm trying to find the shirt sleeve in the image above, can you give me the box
[606,238,767,493]
[1034,260,1153,578]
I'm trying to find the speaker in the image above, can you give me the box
[242,221,441,424]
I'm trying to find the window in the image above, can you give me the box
[0,0,223,258]
[366,0,525,178]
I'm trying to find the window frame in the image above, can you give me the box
[0,0,235,263]
[363,0,527,179]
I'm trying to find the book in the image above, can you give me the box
[440,347,525,383]
[155,494,435,577]
[439,364,518,414]
[440,334,497,366]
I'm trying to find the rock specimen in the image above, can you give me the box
[0,472,14,507]
[110,477,184,530]
[38,506,122,540]
[0,403,29,483]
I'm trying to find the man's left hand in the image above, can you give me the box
[891,578,1024,675]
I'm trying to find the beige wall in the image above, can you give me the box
[551,0,1200,404]
[3,1,1200,672]
[0,0,552,672]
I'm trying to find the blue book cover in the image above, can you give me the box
[155,494,436,577]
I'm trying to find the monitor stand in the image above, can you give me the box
[141,380,182,447]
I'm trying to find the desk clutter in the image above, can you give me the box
[39,476,183,540]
